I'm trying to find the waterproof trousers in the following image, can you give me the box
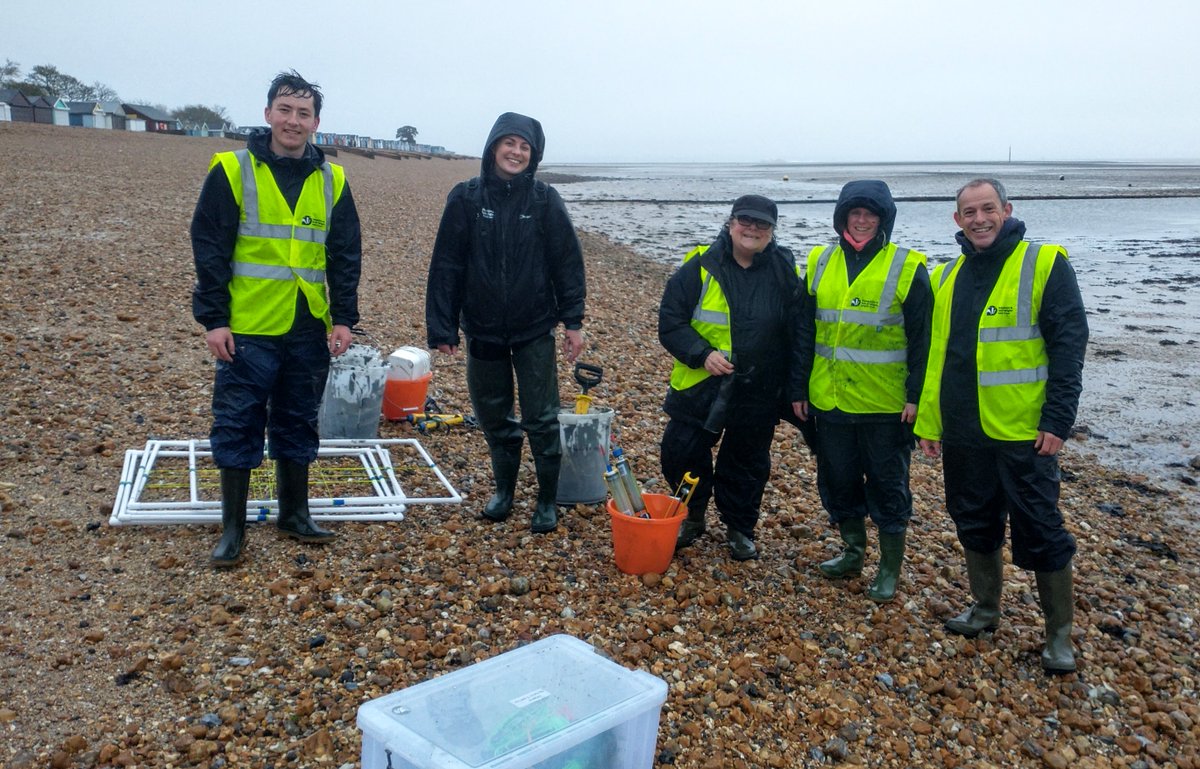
[466,332,561,486]
[942,441,1076,572]
[660,411,775,538]
[813,418,913,535]
[210,331,330,469]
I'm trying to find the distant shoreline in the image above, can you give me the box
[558,191,1200,203]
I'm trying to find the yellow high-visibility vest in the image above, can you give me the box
[211,149,346,335]
[669,245,732,391]
[915,241,1063,441]
[806,242,926,413]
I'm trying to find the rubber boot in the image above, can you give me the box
[211,468,251,568]
[482,447,521,522]
[868,529,907,603]
[819,518,867,578]
[944,548,1003,637]
[275,460,335,543]
[726,527,758,561]
[530,457,560,533]
[676,503,707,549]
[1036,563,1077,674]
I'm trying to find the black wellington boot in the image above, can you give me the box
[211,468,251,568]
[482,446,521,522]
[530,457,560,533]
[276,460,335,543]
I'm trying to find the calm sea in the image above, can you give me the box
[543,161,1200,499]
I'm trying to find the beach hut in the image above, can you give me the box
[29,95,54,124]
[1,89,35,122]
[66,101,106,128]
[51,97,69,126]
[98,101,127,130]
[0,95,10,122]
[122,103,180,133]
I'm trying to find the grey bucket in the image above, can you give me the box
[556,406,614,505]
[318,344,388,439]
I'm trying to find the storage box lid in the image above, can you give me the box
[357,634,667,769]
[388,346,431,379]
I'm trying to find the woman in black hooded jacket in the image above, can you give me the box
[425,112,585,534]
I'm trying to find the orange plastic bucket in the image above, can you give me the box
[607,492,687,575]
[382,372,432,420]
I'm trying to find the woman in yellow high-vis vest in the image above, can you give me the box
[659,195,804,561]
[793,180,931,603]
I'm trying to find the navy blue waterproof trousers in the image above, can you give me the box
[942,441,1077,572]
[660,412,776,538]
[209,331,330,469]
[813,418,914,535]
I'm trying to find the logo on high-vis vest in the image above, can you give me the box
[986,306,998,316]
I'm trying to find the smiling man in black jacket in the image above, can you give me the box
[425,112,585,534]
[191,70,362,568]
[916,178,1088,674]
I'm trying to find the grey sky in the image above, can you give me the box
[5,0,1197,163]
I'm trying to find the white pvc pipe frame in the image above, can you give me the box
[109,438,462,526]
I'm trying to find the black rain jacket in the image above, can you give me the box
[425,112,585,349]
[659,228,804,427]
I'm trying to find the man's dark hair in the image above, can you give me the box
[267,70,323,117]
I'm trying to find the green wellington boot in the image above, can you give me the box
[482,447,521,522]
[1036,563,1077,674]
[868,529,907,603]
[819,518,867,578]
[211,468,251,568]
[944,548,1003,636]
[276,460,335,543]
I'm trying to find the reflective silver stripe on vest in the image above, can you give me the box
[233,262,326,282]
[814,245,909,326]
[937,257,962,289]
[808,242,838,295]
[980,242,1043,343]
[980,365,1048,386]
[234,149,332,245]
[814,343,907,364]
[692,271,728,325]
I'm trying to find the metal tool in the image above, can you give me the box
[572,362,603,414]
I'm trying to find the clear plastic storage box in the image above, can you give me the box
[357,634,668,769]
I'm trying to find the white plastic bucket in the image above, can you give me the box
[319,344,388,439]
[556,406,614,505]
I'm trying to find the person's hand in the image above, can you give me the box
[563,328,583,363]
[1035,430,1064,456]
[793,400,809,421]
[919,438,941,459]
[205,327,235,362]
[436,343,458,355]
[900,402,917,424]
[328,325,353,357]
[704,351,735,376]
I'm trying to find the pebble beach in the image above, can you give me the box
[1,122,1198,769]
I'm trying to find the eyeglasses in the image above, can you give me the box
[735,215,773,231]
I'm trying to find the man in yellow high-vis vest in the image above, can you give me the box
[915,179,1087,674]
[793,180,931,604]
[192,71,362,568]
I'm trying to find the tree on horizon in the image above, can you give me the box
[395,125,418,144]
[173,104,230,127]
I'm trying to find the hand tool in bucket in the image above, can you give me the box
[572,362,603,414]
[667,472,699,518]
